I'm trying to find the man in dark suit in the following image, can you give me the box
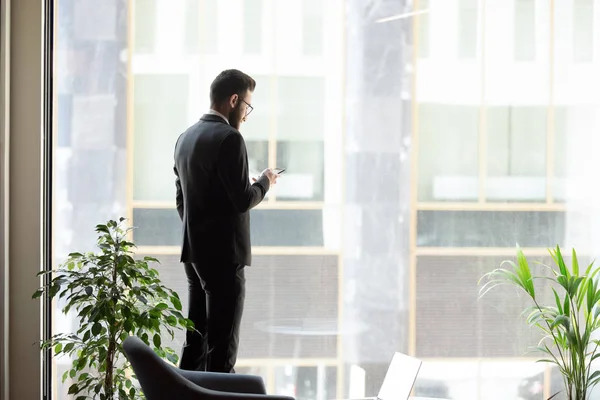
[173,69,279,373]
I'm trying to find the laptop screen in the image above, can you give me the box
[377,352,422,400]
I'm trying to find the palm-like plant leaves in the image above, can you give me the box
[479,246,600,400]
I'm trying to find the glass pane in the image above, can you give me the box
[276,77,325,141]
[416,361,547,400]
[302,0,323,56]
[132,208,333,247]
[183,0,218,54]
[243,76,271,141]
[554,106,598,203]
[183,0,199,53]
[235,365,268,381]
[486,0,550,100]
[131,254,339,361]
[481,362,546,400]
[246,140,270,179]
[417,104,480,202]
[417,0,430,58]
[413,373,452,399]
[250,210,325,246]
[132,208,180,246]
[51,0,600,399]
[416,256,555,358]
[554,2,598,204]
[486,106,547,202]
[53,1,129,398]
[239,255,339,358]
[573,0,594,63]
[417,210,566,247]
[458,0,479,59]
[133,74,190,202]
[416,362,479,399]
[274,366,337,400]
[243,0,263,54]
[134,0,156,53]
[275,141,324,201]
[202,0,218,53]
[514,0,537,61]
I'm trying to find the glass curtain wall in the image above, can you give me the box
[50,0,600,399]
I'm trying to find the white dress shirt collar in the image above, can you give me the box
[207,109,229,125]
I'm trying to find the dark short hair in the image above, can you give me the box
[210,69,256,105]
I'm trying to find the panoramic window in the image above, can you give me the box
[50,0,600,399]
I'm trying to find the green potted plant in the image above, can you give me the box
[34,218,194,400]
[479,246,600,400]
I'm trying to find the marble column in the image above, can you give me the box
[342,0,413,395]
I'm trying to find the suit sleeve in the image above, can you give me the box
[217,133,270,213]
[174,165,184,219]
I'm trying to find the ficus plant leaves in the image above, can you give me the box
[33,219,195,400]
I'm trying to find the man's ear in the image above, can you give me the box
[229,94,239,108]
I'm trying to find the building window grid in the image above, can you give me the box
[128,69,339,384]
[412,0,560,396]
[126,0,568,397]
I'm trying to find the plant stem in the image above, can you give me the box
[105,335,115,400]
[104,229,121,400]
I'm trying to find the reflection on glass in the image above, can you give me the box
[275,141,324,201]
[553,106,598,203]
[458,0,479,59]
[416,256,554,358]
[417,104,480,202]
[573,0,594,63]
[553,2,597,205]
[133,74,190,202]
[131,208,327,247]
[276,77,325,142]
[486,106,547,202]
[416,210,566,248]
[418,361,549,400]
[274,366,337,400]
[243,76,271,141]
[246,140,270,202]
[243,0,263,54]
[302,0,323,56]
[482,362,546,400]
[53,0,129,397]
[184,0,217,53]
[417,362,478,399]
[514,0,537,61]
[51,0,600,399]
[183,0,200,53]
[418,0,430,58]
[236,366,269,384]
[134,0,156,53]
[250,210,325,246]
[240,255,339,359]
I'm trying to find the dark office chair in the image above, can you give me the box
[123,336,295,400]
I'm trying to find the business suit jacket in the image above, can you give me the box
[173,114,270,266]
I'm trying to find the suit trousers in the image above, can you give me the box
[179,262,245,373]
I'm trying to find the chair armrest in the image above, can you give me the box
[175,369,267,395]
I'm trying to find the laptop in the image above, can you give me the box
[353,352,423,400]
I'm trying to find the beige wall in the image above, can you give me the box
[1,0,44,399]
[0,0,10,398]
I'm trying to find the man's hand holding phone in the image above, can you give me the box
[252,168,284,186]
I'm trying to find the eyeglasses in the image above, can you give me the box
[241,99,254,117]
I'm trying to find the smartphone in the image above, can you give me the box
[273,168,286,174]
